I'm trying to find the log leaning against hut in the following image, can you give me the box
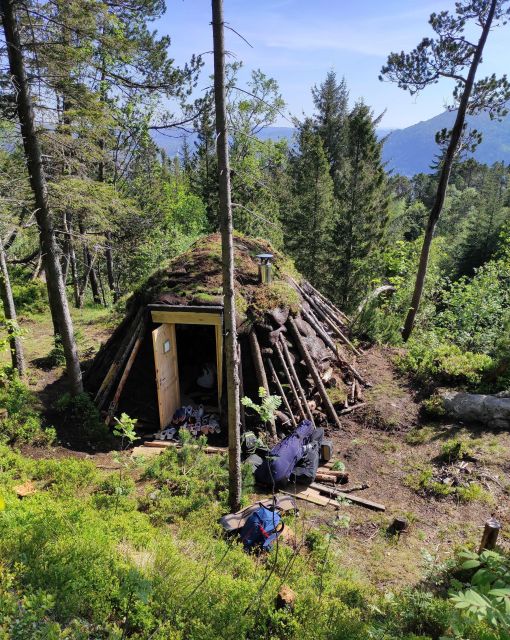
[84,234,369,435]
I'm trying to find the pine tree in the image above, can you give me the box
[284,119,335,286]
[333,101,390,309]
[381,0,510,340]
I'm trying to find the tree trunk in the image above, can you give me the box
[212,0,242,512]
[105,231,119,302]
[63,211,80,308]
[78,218,101,305]
[1,0,83,394]
[0,234,25,376]
[402,0,499,341]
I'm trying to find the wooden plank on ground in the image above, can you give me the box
[143,441,227,454]
[281,487,339,509]
[310,482,385,511]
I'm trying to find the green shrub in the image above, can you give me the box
[421,394,447,417]
[404,464,454,498]
[404,425,435,445]
[54,392,111,443]
[0,377,55,446]
[11,280,48,314]
[450,549,510,633]
[142,435,229,523]
[396,339,493,388]
[440,437,473,463]
[46,334,66,367]
[457,482,494,505]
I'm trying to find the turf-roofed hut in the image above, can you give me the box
[85,233,368,441]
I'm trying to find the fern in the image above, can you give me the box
[241,387,281,424]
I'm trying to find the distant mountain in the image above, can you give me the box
[151,109,510,177]
[151,126,295,158]
[382,109,510,176]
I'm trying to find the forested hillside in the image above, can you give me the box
[1,0,510,639]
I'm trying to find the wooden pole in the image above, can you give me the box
[95,308,144,409]
[212,0,242,511]
[288,317,341,429]
[274,342,306,421]
[237,342,246,432]
[267,357,297,428]
[303,280,349,324]
[479,517,501,553]
[104,318,147,426]
[248,328,276,437]
[280,336,315,426]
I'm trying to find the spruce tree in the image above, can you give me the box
[311,70,349,193]
[284,119,335,286]
[333,101,390,309]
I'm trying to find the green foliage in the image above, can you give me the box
[440,438,473,463]
[284,118,336,288]
[241,387,282,424]
[421,394,447,417]
[405,464,455,498]
[113,412,139,447]
[10,280,48,314]
[0,377,55,446]
[395,338,493,388]
[0,440,502,639]
[47,333,66,367]
[142,433,230,523]
[450,549,510,632]
[54,392,110,443]
[457,483,494,505]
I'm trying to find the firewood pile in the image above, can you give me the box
[247,277,369,434]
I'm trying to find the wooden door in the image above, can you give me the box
[152,323,180,428]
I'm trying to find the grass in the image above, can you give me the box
[0,304,112,373]
[405,425,436,445]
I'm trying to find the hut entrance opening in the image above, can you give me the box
[149,307,223,429]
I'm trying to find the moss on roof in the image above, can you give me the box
[127,232,302,323]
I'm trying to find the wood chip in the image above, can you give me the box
[14,481,36,498]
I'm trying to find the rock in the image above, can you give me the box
[268,306,289,327]
[442,391,510,429]
[294,316,314,338]
[321,367,333,384]
[276,585,296,610]
[268,326,286,345]
[302,334,328,364]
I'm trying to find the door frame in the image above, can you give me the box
[148,305,224,425]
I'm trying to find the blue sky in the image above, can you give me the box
[155,0,510,130]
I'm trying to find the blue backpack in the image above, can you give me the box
[239,506,284,552]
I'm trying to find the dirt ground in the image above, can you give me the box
[10,311,510,590]
[302,346,510,588]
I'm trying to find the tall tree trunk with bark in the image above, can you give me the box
[63,211,80,308]
[1,0,83,394]
[0,235,25,376]
[105,231,119,302]
[211,0,242,512]
[402,0,499,341]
